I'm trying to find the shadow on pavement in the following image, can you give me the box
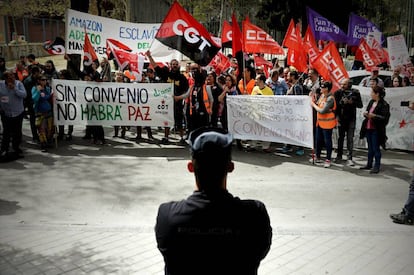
[0,199,22,215]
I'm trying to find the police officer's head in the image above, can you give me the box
[188,127,234,192]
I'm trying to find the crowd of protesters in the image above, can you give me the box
[0,53,413,171]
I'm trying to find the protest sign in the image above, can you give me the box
[387,34,412,76]
[226,88,413,151]
[354,86,414,151]
[52,79,174,127]
[227,95,313,148]
[65,9,180,62]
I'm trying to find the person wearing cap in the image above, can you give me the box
[155,127,272,275]
[360,67,384,88]
[310,81,337,168]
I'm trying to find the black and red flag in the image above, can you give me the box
[43,37,65,55]
[155,1,220,66]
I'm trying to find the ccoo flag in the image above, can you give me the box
[155,1,220,66]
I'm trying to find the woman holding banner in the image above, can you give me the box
[310,81,336,168]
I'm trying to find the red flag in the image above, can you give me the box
[208,52,231,75]
[43,37,65,55]
[282,19,301,52]
[287,48,308,73]
[303,26,319,62]
[370,38,388,64]
[253,55,272,77]
[242,19,284,54]
[311,41,349,91]
[83,29,98,66]
[155,1,220,66]
[106,38,132,59]
[221,20,232,48]
[355,38,381,71]
[231,13,243,55]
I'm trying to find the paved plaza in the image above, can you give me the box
[0,122,413,274]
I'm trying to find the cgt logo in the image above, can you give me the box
[172,19,212,51]
[245,30,274,42]
[158,99,169,110]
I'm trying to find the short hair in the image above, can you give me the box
[30,66,41,74]
[245,66,256,79]
[271,69,279,78]
[3,70,15,79]
[59,69,71,79]
[289,70,299,80]
[256,74,267,82]
[370,77,379,84]
[27,54,36,60]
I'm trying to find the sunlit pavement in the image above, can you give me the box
[1,121,413,274]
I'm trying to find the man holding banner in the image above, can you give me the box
[146,51,189,144]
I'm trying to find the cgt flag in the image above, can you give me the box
[83,29,98,67]
[43,37,65,55]
[155,1,220,66]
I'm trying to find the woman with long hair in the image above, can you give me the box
[218,74,239,131]
[359,86,390,174]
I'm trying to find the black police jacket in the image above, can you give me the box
[155,190,272,275]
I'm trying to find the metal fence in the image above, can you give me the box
[2,16,65,44]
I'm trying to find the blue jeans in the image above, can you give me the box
[316,126,333,160]
[404,174,414,218]
[366,129,381,169]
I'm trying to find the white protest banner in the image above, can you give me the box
[387,34,411,70]
[52,79,174,127]
[227,95,313,148]
[65,9,181,62]
[354,86,414,151]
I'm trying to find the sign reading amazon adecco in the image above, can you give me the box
[65,9,180,62]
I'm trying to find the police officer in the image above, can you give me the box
[155,127,272,275]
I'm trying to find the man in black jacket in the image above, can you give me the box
[334,78,363,166]
[155,127,272,275]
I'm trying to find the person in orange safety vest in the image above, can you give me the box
[310,81,337,168]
